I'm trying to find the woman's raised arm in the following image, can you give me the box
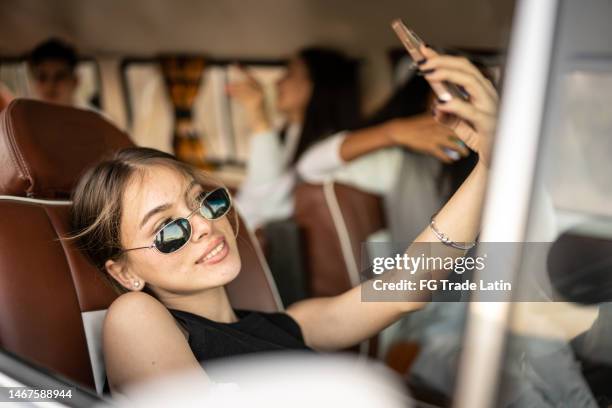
[287,48,497,351]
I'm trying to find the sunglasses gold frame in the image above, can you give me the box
[121,187,231,255]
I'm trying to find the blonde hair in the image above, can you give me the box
[69,147,237,294]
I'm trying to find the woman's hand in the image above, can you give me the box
[385,114,470,163]
[226,66,271,133]
[420,47,499,167]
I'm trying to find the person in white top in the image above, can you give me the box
[229,48,472,231]
[227,47,362,229]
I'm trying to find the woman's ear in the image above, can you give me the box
[105,259,144,291]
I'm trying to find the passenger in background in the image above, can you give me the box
[27,38,81,107]
[227,47,360,229]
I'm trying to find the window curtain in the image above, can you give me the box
[159,56,213,169]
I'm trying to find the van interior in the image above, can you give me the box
[1,0,612,407]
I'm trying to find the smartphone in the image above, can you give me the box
[391,19,468,102]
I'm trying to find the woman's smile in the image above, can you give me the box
[195,237,229,265]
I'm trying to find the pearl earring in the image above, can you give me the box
[133,281,140,288]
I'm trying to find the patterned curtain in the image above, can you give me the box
[159,56,213,169]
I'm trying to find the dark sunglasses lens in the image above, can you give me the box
[200,189,231,220]
[154,218,191,253]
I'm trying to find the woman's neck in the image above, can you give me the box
[159,286,237,323]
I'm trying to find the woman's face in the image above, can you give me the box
[110,165,241,297]
[276,56,313,120]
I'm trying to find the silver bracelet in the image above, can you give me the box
[429,214,476,251]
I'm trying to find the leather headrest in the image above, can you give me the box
[0,99,134,199]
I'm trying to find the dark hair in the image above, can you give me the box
[27,38,78,70]
[285,47,361,163]
[358,72,477,198]
[359,75,432,128]
[69,147,234,294]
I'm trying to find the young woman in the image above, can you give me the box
[227,47,361,229]
[70,47,496,393]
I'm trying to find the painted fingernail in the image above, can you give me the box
[436,98,447,104]
[416,59,427,66]
[443,148,461,161]
[421,68,436,75]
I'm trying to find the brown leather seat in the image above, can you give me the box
[294,181,386,356]
[294,181,386,297]
[0,99,280,393]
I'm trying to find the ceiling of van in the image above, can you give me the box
[0,0,515,57]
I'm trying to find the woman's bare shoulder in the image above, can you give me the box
[104,291,185,342]
[104,292,183,346]
[107,291,170,318]
[103,292,205,391]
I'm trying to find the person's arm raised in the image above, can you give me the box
[287,50,497,351]
[287,160,488,350]
[226,66,272,134]
[339,114,469,164]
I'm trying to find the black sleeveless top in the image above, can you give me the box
[168,309,312,362]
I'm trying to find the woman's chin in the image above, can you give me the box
[199,254,241,285]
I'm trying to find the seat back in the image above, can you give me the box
[0,99,131,391]
[227,215,283,312]
[294,183,352,296]
[294,181,386,296]
[0,197,117,391]
[294,181,385,356]
[0,99,281,393]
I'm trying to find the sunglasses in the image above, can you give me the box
[122,187,232,254]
